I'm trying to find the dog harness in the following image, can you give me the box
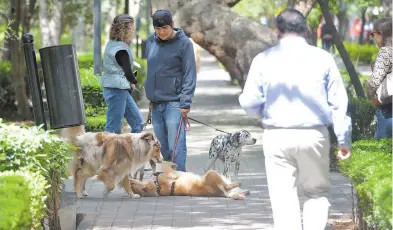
[152,172,176,196]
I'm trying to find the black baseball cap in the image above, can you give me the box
[152,10,173,27]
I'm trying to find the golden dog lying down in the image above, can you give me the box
[129,161,250,200]
[60,126,162,199]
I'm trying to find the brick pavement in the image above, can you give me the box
[65,51,354,230]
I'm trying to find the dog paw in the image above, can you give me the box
[82,191,89,196]
[236,181,242,187]
[76,194,84,199]
[243,190,250,196]
[130,194,141,199]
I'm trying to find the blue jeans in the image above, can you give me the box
[375,109,392,139]
[152,102,187,171]
[103,88,144,134]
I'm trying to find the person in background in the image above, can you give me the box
[366,17,392,139]
[144,10,197,172]
[239,8,352,230]
[100,14,144,134]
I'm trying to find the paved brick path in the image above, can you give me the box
[66,51,354,230]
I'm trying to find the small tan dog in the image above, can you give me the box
[60,126,162,199]
[129,161,250,200]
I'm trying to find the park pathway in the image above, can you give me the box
[66,50,354,230]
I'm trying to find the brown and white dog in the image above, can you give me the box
[59,125,162,199]
[129,161,250,200]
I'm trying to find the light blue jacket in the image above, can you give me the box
[100,40,133,89]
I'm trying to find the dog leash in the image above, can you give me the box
[187,117,230,134]
[171,116,191,163]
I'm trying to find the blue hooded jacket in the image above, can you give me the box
[144,28,197,109]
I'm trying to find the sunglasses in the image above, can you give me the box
[371,32,380,37]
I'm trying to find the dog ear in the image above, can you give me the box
[96,132,112,146]
[230,132,240,143]
[96,132,105,146]
[141,132,154,143]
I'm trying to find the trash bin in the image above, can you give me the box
[39,45,85,129]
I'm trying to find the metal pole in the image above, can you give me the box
[124,0,129,14]
[21,33,47,130]
[93,0,102,75]
[146,0,150,36]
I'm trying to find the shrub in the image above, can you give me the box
[343,42,379,64]
[0,170,48,229]
[0,60,16,112]
[0,175,32,230]
[347,98,376,141]
[339,139,392,229]
[340,69,370,99]
[79,68,105,109]
[0,120,72,229]
[85,115,127,132]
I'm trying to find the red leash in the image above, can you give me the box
[171,116,191,162]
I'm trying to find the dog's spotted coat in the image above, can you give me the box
[205,130,256,181]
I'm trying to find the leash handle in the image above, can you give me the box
[171,115,190,163]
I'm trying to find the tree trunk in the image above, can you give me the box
[9,0,32,120]
[358,7,366,44]
[337,0,349,40]
[294,0,317,16]
[150,0,315,87]
[318,0,365,99]
[103,0,118,51]
[38,0,65,47]
[129,0,141,19]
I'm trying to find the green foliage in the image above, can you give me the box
[340,69,370,99]
[0,120,72,229]
[232,0,281,22]
[0,170,48,229]
[339,139,392,229]
[85,115,127,132]
[79,68,105,109]
[0,60,16,112]
[347,98,376,141]
[0,175,32,230]
[85,115,106,132]
[344,42,379,63]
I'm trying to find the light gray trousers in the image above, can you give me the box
[263,126,331,230]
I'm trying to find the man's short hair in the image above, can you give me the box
[275,8,307,35]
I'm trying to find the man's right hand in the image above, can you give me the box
[337,147,352,160]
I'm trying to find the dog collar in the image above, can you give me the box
[152,172,163,195]
[170,181,176,196]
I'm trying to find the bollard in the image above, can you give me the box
[22,33,47,130]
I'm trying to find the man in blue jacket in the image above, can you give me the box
[144,10,197,172]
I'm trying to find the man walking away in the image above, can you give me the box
[239,8,352,230]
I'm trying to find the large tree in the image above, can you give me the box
[151,0,365,98]
[151,0,283,87]
[5,0,37,120]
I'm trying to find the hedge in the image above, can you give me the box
[0,120,72,229]
[0,170,48,229]
[347,98,376,141]
[343,41,379,64]
[339,139,392,229]
[0,175,32,230]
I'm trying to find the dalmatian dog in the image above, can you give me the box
[205,130,257,181]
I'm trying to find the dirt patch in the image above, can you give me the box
[328,218,358,230]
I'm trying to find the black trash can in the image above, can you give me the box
[39,45,85,129]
